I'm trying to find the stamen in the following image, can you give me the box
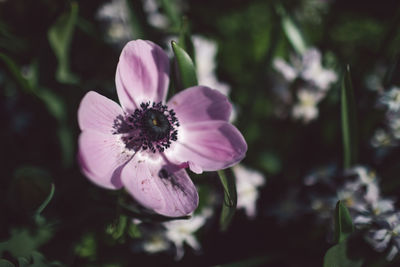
[112,102,179,153]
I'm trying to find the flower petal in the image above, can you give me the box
[78,130,131,189]
[121,157,198,217]
[78,91,123,134]
[167,86,232,125]
[116,40,170,112]
[170,121,247,173]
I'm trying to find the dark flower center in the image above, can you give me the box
[113,102,179,153]
[141,109,171,141]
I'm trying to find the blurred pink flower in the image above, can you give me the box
[77,40,247,217]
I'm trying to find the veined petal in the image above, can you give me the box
[167,86,232,125]
[78,91,123,134]
[121,157,198,217]
[78,130,131,189]
[170,121,247,173]
[116,40,170,112]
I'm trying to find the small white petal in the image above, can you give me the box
[273,58,298,81]
[386,245,399,261]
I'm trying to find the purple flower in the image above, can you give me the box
[77,40,247,217]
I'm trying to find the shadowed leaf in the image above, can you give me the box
[323,240,363,267]
[341,65,358,169]
[48,2,79,84]
[0,53,33,93]
[35,183,55,216]
[218,169,237,231]
[9,166,54,215]
[0,228,53,258]
[276,5,307,54]
[171,40,198,91]
[334,200,354,244]
[18,251,62,267]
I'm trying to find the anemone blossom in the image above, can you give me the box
[78,40,247,217]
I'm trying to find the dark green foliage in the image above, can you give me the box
[1,0,400,266]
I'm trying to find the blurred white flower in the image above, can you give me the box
[273,58,297,82]
[305,164,400,261]
[273,47,337,91]
[292,89,324,123]
[233,164,266,218]
[304,164,337,186]
[353,199,395,226]
[97,0,133,45]
[141,232,170,253]
[305,165,382,220]
[371,86,400,148]
[340,167,400,261]
[273,47,337,123]
[300,48,337,91]
[163,208,212,260]
[388,116,400,139]
[371,128,396,148]
[364,213,400,261]
[335,166,382,216]
[142,0,169,29]
[192,35,236,122]
[134,208,211,260]
[344,166,379,205]
[380,87,400,112]
[193,36,231,96]
[98,0,128,20]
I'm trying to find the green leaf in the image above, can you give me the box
[127,222,142,239]
[0,228,53,258]
[35,183,55,216]
[334,200,354,244]
[9,166,54,215]
[276,5,307,54]
[260,152,282,175]
[74,233,97,260]
[341,65,358,169]
[323,241,363,267]
[57,124,74,168]
[0,53,33,94]
[105,216,128,240]
[218,169,237,231]
[0,54,67,122]
[48,2,79,84]
[113,215,128,240]
[171,40,198,91]
[0,53,72,166]
[38,88,67,122]
[17,251,62,267]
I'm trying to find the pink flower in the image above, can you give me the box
[78,40,247,217]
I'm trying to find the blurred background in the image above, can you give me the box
[1,0,400,266]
